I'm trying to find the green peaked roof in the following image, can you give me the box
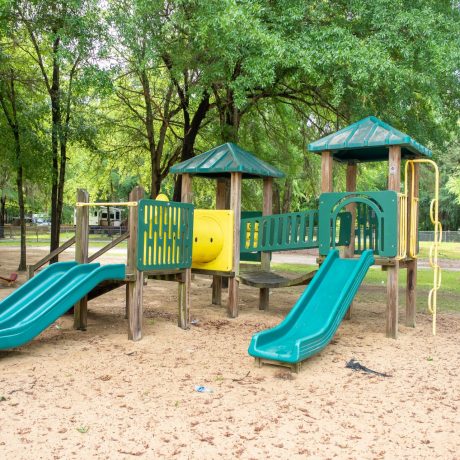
[170,143,285,179]
[308,116,432,162]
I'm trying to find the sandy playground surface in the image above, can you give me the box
[0,247,459,459]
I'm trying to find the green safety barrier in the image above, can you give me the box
[241,210,351,253]
[355,202,379,255]
[241,211,262,262]
[137,199,194,271]
[318,191,398,257]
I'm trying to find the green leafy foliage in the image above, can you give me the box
[0,0,458,228]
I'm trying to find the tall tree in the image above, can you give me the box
[8,0,102,258]
[108,0,184,198]
[0,67,27,269]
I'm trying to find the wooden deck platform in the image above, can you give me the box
[238,269,316,289]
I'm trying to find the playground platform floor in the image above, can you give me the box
[0,247,459,459]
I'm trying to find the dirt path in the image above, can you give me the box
[0,247,459,459]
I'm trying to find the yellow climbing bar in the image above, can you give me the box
[397,193,407,259]
[405,159,441,336]
[404,161,420,258]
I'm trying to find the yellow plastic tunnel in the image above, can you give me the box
[192,209,234,272]
[192,215,224,263]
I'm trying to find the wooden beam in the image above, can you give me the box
[178,174,192,329]
[88,232,129,263]
[27,235,76,279]
[212,178,228,306]
[388,146,401,191]
[344,162,357,320]
[127,186,144,340]
[228,172,242,318]
[386,260,400,338]
[74,189,89,331]
[259,177,273,310]
[386,146,401,339]
[321,151,333,193]
[178,270,191,328]
[406,162,419,327]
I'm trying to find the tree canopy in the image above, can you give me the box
[0,0,459,262]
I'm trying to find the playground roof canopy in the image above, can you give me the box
[170,142,285,179]
[308,116,432,162]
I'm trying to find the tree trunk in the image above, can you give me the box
[139,69,161,198]
[281,180,293,214]
[16,161,26,271]
[13,126,26,270]
[0,195,5,239]
[172,95,210,201]
[0,73,26,268]
[220,89,240,143]
[273,182,281,215]
[49,36,62,263]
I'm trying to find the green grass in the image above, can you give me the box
[418,241,460,260]
[271,261,460,312]
[0,231,127,249]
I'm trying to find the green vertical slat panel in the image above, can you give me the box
[291,214,298,246]
[299,212,307,244]
[240,211,262,263]
[308,212,315,244]
[279,215,285,248]
[137,199,194,271]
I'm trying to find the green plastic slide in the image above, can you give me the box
[248,249,374,364]
[0,262,125,350]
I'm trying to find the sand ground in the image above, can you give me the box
[0,247,459,459]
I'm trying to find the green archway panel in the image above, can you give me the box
[318,191,399,257]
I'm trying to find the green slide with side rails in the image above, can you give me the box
[0,262,125,350]
[248,249,374,364]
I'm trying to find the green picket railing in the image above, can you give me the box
[137,199,194,271]
[241,210,351,253]
[355,202,379,254]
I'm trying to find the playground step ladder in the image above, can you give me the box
[405,159,442,335]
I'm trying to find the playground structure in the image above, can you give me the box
[307,116,441,338]
[0,117,441,367]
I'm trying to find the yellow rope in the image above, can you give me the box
[405,159,441,336]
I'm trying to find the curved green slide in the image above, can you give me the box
[0,262,125,350]
[248,249,374,364]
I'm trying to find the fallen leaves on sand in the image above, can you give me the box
[76,426,90,434]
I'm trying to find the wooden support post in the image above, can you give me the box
[178,174,192,329]
[321,151,333,193]
[259,177,273,310]
[212,179,228,305]
[406,162,419,327]
[386,146,401,339]
[228,172,242,318]
[178,270,191,328]
[127,186,144,341]
[74,189,89,330]
[344,162,357,320]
